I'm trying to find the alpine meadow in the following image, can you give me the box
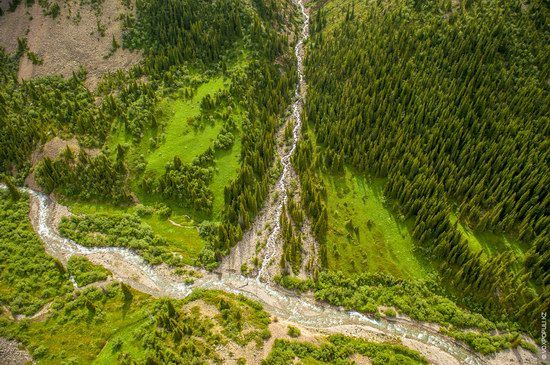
[0,0,548,364]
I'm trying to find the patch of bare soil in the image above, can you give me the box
[349,353,372,365]
[0,337,33,365]
[180,299,329,364]
[182,300,219,318]
[31,137,76,165]
[262,318,323,358]
[0,0,141,89]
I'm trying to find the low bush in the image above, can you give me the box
[67,256,110,287]
[287,325,300,338]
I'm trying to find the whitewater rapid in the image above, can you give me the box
[256,0,309,282]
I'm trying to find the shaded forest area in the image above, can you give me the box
[302,0,549,338]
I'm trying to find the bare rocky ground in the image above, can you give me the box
[0,0,141,89]
[0,338,33,365]
[219,114,320,282]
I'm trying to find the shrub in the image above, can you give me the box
[32,345,48,359]
[67,256,110,287]
[287,325,300,338]
[135,204,154,217]
[111,338,123,353]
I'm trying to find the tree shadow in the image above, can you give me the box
[121,283,133,319]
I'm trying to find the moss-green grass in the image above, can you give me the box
[324,168,429,280]
[450,213,529,259]
[138,76,244,221]
[64,200,203,265]
[93,318,149,364]
[0,285,153,365]
[146,76,227,175]
[210,139,242,216]
[143,215,202,263]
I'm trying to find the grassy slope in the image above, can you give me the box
[146,76,226,174]
[93,318,148,364]
[22,289,151,365]
[211,137,242,216]
[450,213,529,258]
[324,168,429,279]
[5,288,271,364]
[66,201,203,265]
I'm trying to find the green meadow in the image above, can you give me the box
[324,169,429,279]
[64,200,203,265]
[146,76,227,174]
[451,214,530,263]
[64,60,252,262]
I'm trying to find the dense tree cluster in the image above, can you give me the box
[441,328,536,355]
[263,334,427,365]
[0,191,71,315]
[35,149,132,203]
[314,271,495,330]
[59,213,185,266]
[151,155,215,213]
[124,0,245,70]
[0,63,112,174]
[122,0,289,74]
[134,299,222,364]
[67,255,111,287]
[124,290,271,364]
[293,134,329,267]
[305,0,549,336]
[279,204,303,275]
[102,78,160,142]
